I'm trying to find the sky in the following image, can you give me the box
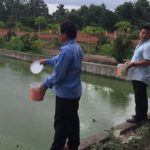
[43,0,137,14]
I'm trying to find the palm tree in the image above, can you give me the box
[15,21,22,36]
[34,16,46,37]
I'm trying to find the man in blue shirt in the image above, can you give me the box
[39,21,83,150]
[126,25,150,123]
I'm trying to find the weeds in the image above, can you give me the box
[89,122,150,150]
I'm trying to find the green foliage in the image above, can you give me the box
[126,136,141,149]
[90,129,124,150]
[134,0,150,27]
[0,32,44,54]
[79,42,96,54]
[0,38,6,48]
[31,39,43,54]
[82,26,105,35]
[97,36,110,45]
[46,23,59,33]
[66,10,83,29]
[35,16,46,36]
[15,21,22,33]
[1,33,43,54]
[20,34,38,52]
[0,21,5,28]
[52,4,69,23]
[139,123,150,136]
[49,38,61,49]
[0,0,150,31]
[128,30,139,40]
[20,34,34,52]
[95,36,113,56]
[115,2,134,22]
[98,43,113,56]
[112,35,133,63]
[34,16,46,26]
[6,36,23,51]
[115,21,132,33]
[21,26,34,32]
[3,30,16,42]
[0,30,17,49]
[0,0,48,29]
[89,122,150,150]
[100,10,118,31]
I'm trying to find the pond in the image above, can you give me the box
[0,57,150,150]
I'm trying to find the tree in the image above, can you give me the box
[27,0,48,17]
[112,35,133,63]
[82,26,105,35]
[77,4,107,28]
[34,16,46,37]
[6,36,23,51]
[115,2,134,22]
[114,21,132,35]
[46,23,59,33]
[134,0,150,26]
[52,4,69,22]
[100,10,118,31]
[0,0,7,22]
[78,5,88,27]
[0,0,48,29]
[15,21,22,36]
[66,9,83,29]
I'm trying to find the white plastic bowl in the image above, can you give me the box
[30,60,43,74]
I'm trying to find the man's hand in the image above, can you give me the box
[39,59,46,65]
[126,60,135,69]
[39,83,47,96]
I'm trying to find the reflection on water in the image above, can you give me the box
[0,57,150,150]
[82,73,132,108]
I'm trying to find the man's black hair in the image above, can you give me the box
[60,21,77,39]
[141,24,150,32]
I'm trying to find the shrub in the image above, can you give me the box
[0,21,5,28]
[49,38,61,50]
[6,36,23,51]
[128,30,139,40]
[97,43,113,56]
[3,30,16,42]
[100,43,113,56]
[98,36,109,45]
[20,34,38,52]
[31,39,43,54]
[112,35,133,63]
[82,26,105,35]
[0,38,6,48]
[21,26,34,32]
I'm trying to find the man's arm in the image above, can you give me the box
[126,59,150,69]
[42,50,72,88]
[40,55,59,67]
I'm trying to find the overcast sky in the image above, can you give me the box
[43,0,137,14]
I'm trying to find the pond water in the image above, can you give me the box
[0,57,150,150]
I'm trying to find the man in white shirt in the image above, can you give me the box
[126,25,150,123]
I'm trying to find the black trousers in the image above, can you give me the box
[132,80,148,120]
[50,96,80,150]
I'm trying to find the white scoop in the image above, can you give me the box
[30,60,43,74]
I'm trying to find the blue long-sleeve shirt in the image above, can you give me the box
[43,40,83,99]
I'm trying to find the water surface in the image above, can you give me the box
[0,57,149,150]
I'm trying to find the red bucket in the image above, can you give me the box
[116,64,127,77]
[29,82,44,101]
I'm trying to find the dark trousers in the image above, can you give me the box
[50,96,80,150]
[132,80,148,120]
